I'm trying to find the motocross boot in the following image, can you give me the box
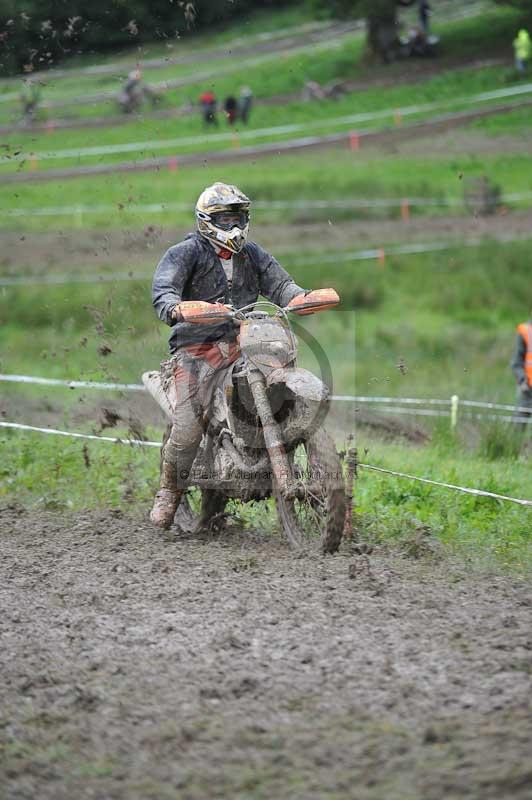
[149,456,182,529]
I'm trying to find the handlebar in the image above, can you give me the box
[178,289,339,325]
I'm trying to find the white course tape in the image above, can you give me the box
[1,420,530,507]
[358,463,532,507]
[0,420,160,447]
[337,394,532,415]
[5,191,532,221]
[2,197,461,218]
[1,374,531,416]
[0,373,145,391]
[369,407,531,424]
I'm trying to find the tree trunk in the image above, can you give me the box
[365,0,400,62]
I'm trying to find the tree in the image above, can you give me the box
[310,0,417,61]
[0,0,297,76]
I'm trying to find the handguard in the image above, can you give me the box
[179,300,232,324]
[287,288,340,316]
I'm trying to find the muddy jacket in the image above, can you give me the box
[152,232,305,352]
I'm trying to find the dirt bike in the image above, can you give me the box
[143,289,346,553]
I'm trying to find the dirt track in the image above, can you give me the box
[1,505,531,799]
[4,210,532,274]
[5,97,532,185]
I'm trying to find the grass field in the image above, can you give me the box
[1,64,529,174]
[2,235,530,573]
[1,1,531,570]
[2,146,532,232]
[0,7,520,128]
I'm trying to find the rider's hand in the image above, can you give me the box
[179,300,232,323]
[171,305,183,322]
[287,292,314,315]
[287,288,340,316]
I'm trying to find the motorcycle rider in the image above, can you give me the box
[150,182,316,529]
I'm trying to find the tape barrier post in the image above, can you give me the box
[451,394,459,430]
[349,132,360,151]
[401,198,410,223]
[377,248,386,266]
[394,110,402,126]
[168,156,178,172]
[29,154,38,171]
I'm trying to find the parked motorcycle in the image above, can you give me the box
[143,289,346,553]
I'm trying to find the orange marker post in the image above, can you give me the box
[232,132,240,149]
[377,248,386,266]
[168,156,178,172]
[29,153,38,171]
[45,120,55,135]
[394,110,402,127]
[401,198,410,223]
[349,132,360,151]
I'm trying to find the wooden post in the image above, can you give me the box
[451,394,459,430]
[343,437,358,541]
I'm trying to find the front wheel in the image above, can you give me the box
[274,429,346,554]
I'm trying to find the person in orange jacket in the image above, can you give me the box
[511,318,532,421]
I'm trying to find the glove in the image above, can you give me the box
[171,305,183,322]
[287,288,340,315]
[178,300,232,324]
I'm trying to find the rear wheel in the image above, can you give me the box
[275,429,345,553]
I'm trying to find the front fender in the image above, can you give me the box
[266,367,329,403]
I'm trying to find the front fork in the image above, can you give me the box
[247,369,291,496]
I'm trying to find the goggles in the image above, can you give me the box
[211,210,249,230]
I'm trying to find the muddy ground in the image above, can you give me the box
[1,505,531,800]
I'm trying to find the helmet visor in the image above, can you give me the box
[211,210,249,231]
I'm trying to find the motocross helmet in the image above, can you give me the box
[195,182,250,254]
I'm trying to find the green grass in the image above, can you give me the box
[0,238,528,401]
[0,23,360,125]
[1,1,530,572]
[471,103,532,135]
[0,2,523,127]
[1,414,530,570]
[2,147,531,233]
[0,5,318,85]
[355,426,532,571]
[1,63,529,175]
